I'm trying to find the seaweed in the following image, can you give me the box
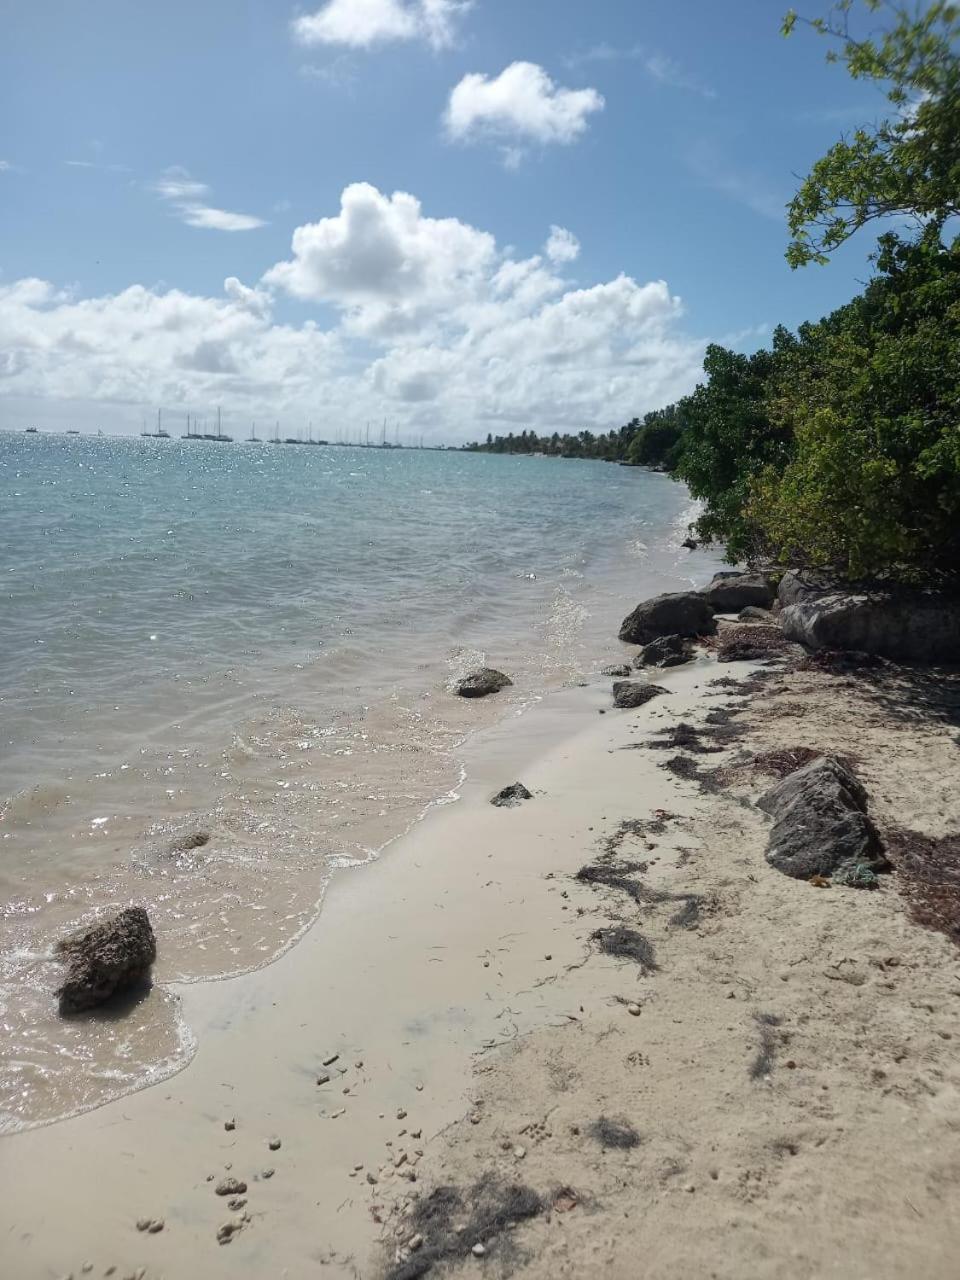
[591,926,657,971]
[575,862,662,905]
[749,1012,782,1080]
[885,826,960,946]
[385,1175,543,1280]
[668,895,702,929]
[587,1116,641,1150]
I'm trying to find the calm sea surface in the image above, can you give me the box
[0,432,725,1129]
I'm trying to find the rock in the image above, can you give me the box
[215,1177,247,1196]
[738,605,773,623]
[490,782,533,807]
[757,757,888,882]
[472,1243,486,1257]
[779,587,960,663]
[55,907,156,1014]
[681,537,699,550]
[268,1137,281,1150]
[701,571,776,613]
[619,592,716,645]
[634,633,694,669]
[612,681,669,709]
[456,667,513,698]
[601,663,632,677]
[776,569,835,610]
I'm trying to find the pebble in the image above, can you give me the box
[330,1108,346,1119]
[545,954,552,961]
[224,1118,236,1131]
[411,1129,422,1139]
[408,1233,423,1251]
[323,1053,340,1067]
[685,1184,696,1193]
[396,1109,407,1120]
[367,1171,379,1184]
[472,1243,486,1257]
[228,1197,247,1211]
[355,1060,364,1068]
[513,1146,526,1160]
[317,1072,331,1086]
[627,1003,642,1017]
[416,1083,424,1092]
[268,1137,282,1151]
[262,1168,275,1179]
[215,1177,247,1196]
[135,1216,164,1233]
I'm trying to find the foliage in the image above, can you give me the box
[750,230,960,577]
[783,0,960,266]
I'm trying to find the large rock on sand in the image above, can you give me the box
[757,757,887,883]
[456,668,513,698]
[618,593,716,645]
[701,571,776,613]
[612,681,669,709]
[634,634,694,669]
[56,907,157,1013]
[779,587,960,664]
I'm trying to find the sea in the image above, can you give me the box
[0,431,726,1131]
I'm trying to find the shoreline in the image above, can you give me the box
[3,612,959,1278]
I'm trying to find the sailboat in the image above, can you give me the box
[142,409,171,439]
[201,407,233,443]
[247,421,261,443]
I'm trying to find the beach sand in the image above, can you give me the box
[2,645,960,1279]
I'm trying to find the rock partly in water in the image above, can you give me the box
[612,681,670,709]
[779,586,960,664]
[55,907,157,1014]
[456,668,513,698]
[757,756,888,883]
[600,663,632,677]
[682,537,699,550]
[618,592,716,645]
[701,571,776,613]
[634,633,695,669]
[491,782,533,808]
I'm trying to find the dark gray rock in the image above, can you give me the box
[612,681,670,709]
[456,668,513,698]
[757,757,887,883]
[776,570,835,610]
[681,537,699,550]
[56,907,157,1014]
[634,633,694,669]
[738,605,773,623]
[702,572,776,613]
[780,589,960,663]
[600,663,632,677]
[618,592,716,645]
[491,782,533,808]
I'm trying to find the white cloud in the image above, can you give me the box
[545,225,580,264]
[0,160,11,172]
[292,0,469,50]
[152,166,267,233]
[262,181,497,335]
[445,62,604,154]
[0,184,706,441]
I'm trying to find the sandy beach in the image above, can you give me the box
[3,635,960,1280]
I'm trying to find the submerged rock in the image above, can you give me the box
[600,663,632,677]
[491,782,533,808]
[757,757,888,883]
[634,633,694,669]
[456,668,513,698]
[55,906,157,1014]
[618,592,716,645]
[612,681,669,709]
[701,571,776,613]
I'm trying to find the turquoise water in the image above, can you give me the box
[0,432,724,1129]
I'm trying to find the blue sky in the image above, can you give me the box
[0,0,892,440]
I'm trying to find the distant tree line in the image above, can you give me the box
[466,2,960,584]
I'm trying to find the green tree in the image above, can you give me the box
[783,0,960,266]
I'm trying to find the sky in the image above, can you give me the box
[0,0,895,442]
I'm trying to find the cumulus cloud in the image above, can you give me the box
[545,225,580,264]
[0,183,706,441]
[445,62,604,155]
[152,166,267,232]
[292,0,469,50]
